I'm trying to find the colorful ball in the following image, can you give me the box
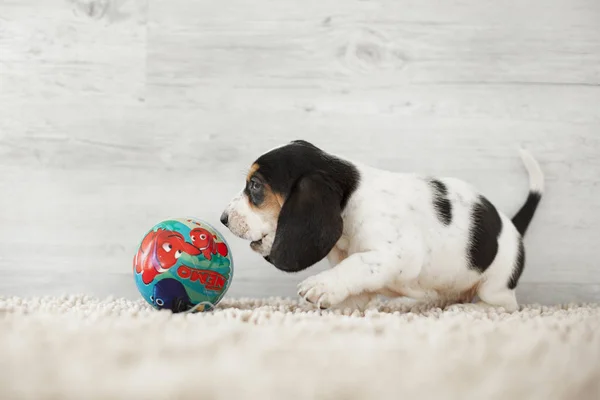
[133,217,234,313]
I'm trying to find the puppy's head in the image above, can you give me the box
[221,140,359,272]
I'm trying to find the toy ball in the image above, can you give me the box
[133,217,234,313]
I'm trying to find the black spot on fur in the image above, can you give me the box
[508,240,525,289]
[468,195,503,273]
[511,191,542,236]
[428,179,452,226]
[429,179,447,195]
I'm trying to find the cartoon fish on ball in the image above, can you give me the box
[134,228,202,284]
[189,227,229,260]
[150,278,194,313]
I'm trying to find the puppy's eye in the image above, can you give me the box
[249,180,262,191]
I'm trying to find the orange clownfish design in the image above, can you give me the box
[134,228,202,284]
[189,228,229,260]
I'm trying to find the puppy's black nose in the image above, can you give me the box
[220,212,229,227]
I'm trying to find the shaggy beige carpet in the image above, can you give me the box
[1,296,599,400]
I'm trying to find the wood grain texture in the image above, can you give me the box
[1,0,599,303]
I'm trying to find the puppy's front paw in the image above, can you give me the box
[297,273,349,309]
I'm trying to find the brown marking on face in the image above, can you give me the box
[248,182,282,221]
[273,192,284,207]
[245,164,283,232]
[246,163,260,183]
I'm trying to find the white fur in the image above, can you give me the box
[519,148,544,193]
[223,189,272,243]
[298,151,543,312]
[225,147,543,312]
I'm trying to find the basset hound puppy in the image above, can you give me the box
[220,140,543,311]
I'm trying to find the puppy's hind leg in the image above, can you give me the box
[475,253,520,312]
[480,233,526,313]
[476,287,518,312]
[446,278,518,313]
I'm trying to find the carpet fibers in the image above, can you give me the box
[1,296,599,400]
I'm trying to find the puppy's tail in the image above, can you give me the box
[511,148,544,236]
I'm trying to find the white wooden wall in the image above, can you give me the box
[1,0,599,304]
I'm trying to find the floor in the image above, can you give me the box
[1,295,599,400]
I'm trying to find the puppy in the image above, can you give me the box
[220,140,543,311]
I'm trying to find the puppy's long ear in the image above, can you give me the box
[268,171,343,272]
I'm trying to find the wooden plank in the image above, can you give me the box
[147,0,600,108]
[1,108,598,284]
[0,0,147,106]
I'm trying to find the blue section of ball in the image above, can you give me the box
[133,217,234,313]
